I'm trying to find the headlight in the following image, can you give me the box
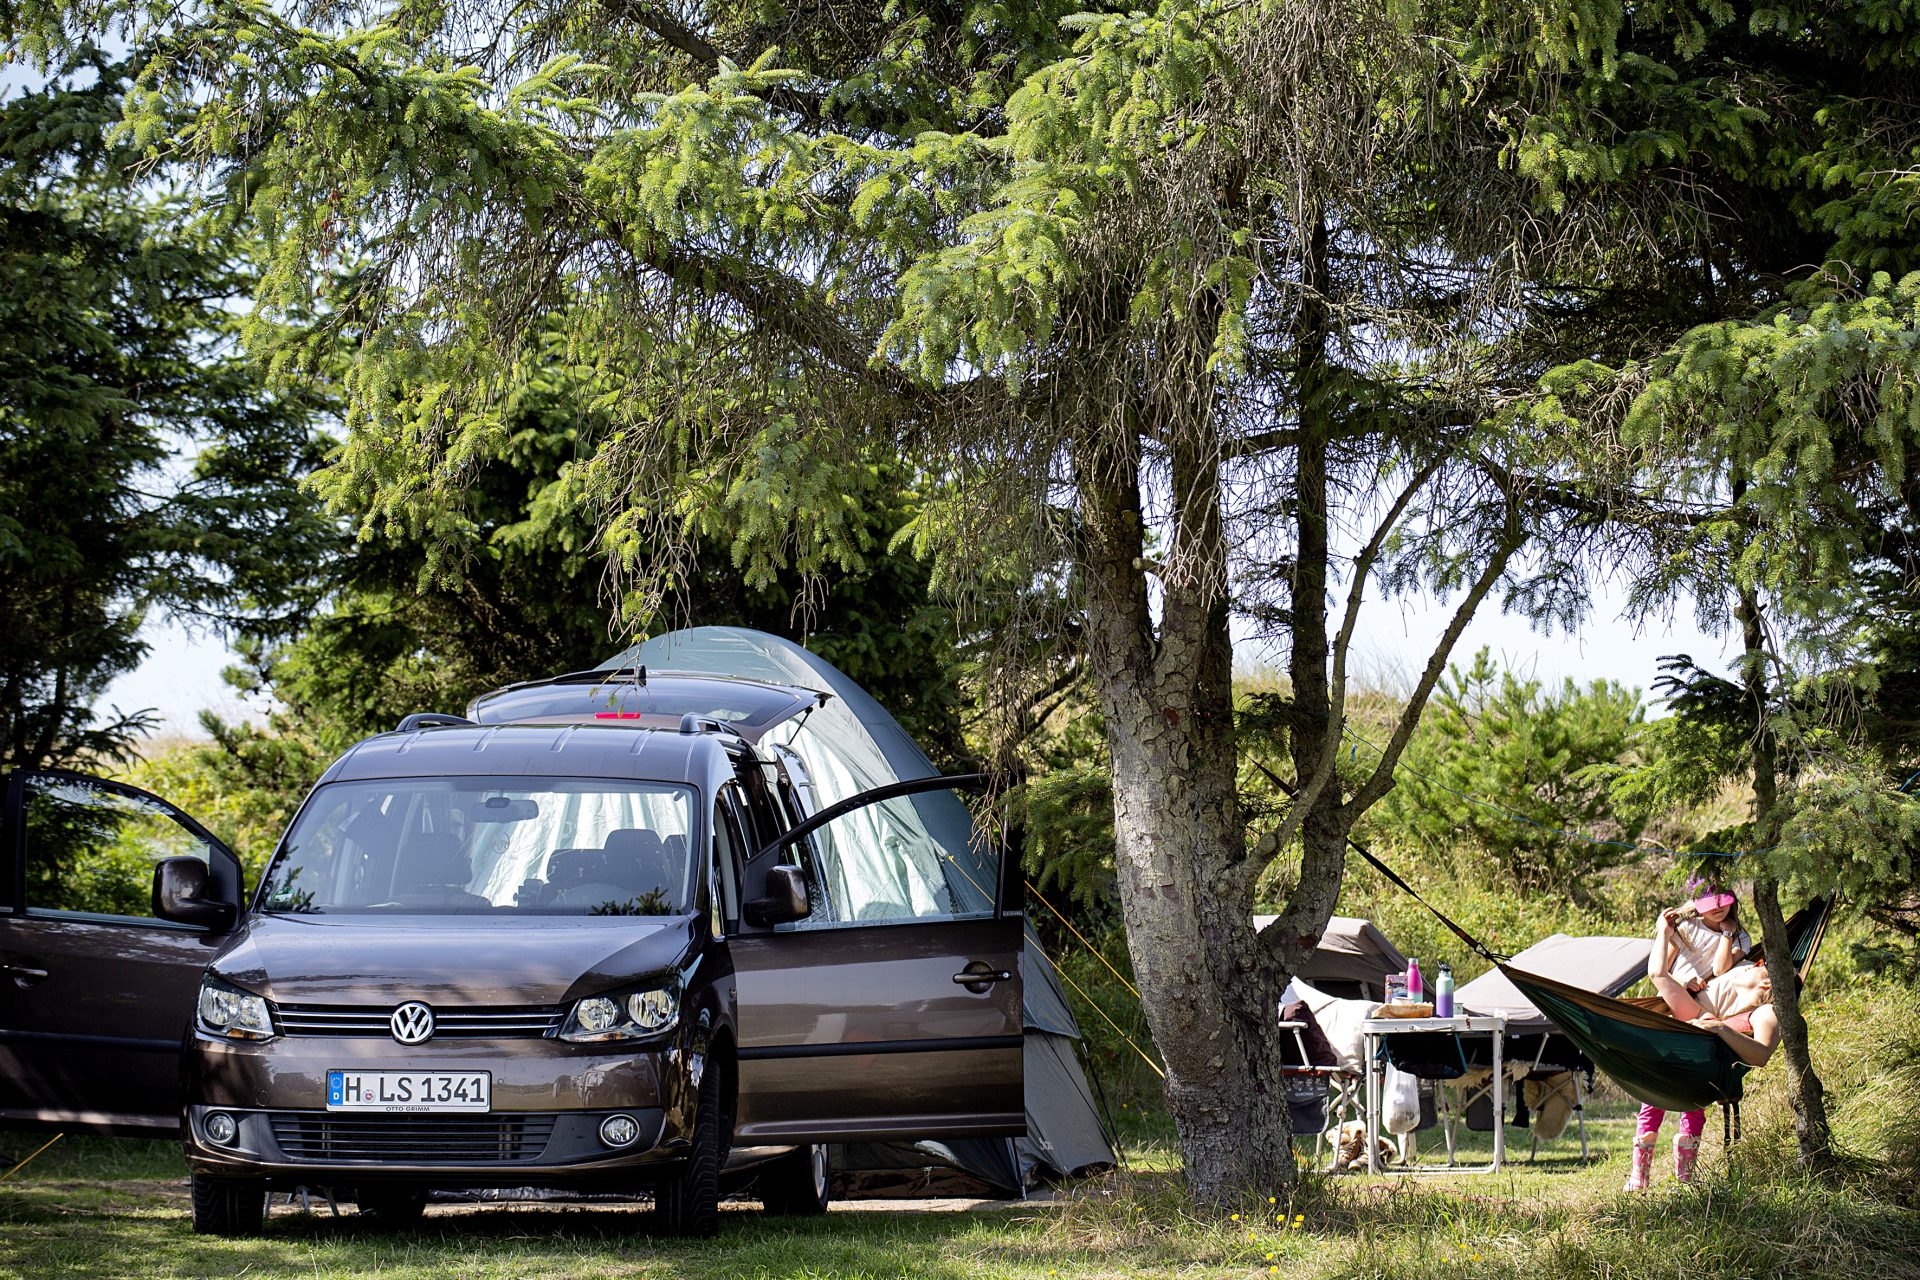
[559,979,681,1043]
[196,974,276,1041]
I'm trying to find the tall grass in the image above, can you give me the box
[1729,980,1920,1202]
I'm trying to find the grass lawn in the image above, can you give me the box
[4,1090,1915,1280]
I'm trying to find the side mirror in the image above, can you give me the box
[153,857,238,930]
[745,865,811,927]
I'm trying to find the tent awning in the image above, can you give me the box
[601,627,1117,1190]
[1457,933,1650,1033]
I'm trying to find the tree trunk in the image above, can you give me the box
[1749,873,1830,1164]
[1265,206,1354,976]
[1074,425,1295,1202]
[1735,584,1833,1167]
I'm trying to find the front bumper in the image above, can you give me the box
[182,1031,691,1187]
[184,1105,676,1188]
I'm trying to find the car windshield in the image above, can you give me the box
[259,777,698,916]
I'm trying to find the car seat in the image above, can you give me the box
[601,828,678,902]
[394,832,490,908]
[546,848,606,888]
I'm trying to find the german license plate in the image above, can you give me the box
[326,1070,490,1112]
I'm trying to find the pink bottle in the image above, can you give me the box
[1406,957,1423,1004]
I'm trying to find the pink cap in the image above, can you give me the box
[1692,889,1736,913]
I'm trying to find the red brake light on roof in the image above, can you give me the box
[594,712,645,719]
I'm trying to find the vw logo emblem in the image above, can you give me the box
[389,1001,435,1045]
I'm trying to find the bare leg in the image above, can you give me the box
[1651,974,1706,1021]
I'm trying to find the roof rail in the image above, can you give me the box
[395,712,475,733]
[497,666,646,693]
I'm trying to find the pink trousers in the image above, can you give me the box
[1635,1103,1705,1142]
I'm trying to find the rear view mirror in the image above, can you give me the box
[153,857,238,929]
[472,796,540,823]
[745,865,811,927]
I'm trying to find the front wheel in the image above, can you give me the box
[758,1144,830,1216]
[655,1077,721,1237]
[189,1172,267,1236]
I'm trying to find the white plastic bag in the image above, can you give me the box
[1382,1063,1421,1135]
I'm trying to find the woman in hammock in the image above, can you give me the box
[1664,960,1781,1068]
[1623,885,1759,1189]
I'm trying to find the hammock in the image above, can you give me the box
[1496,897,1833,1114]
[1250,760,1838,1118]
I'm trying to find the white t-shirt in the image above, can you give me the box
[1660,914,1752,988]
[1696,966,1765,1023]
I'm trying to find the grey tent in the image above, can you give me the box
[1457,933,1650,1032]
[1255,914,1409,1001]
[604,627,1118,1196]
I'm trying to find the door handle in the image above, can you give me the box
[952,966,1014,994]
[3,964,49,984]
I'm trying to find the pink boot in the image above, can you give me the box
[1674,1137,1700,1185]
[1623,1139,1654,1191]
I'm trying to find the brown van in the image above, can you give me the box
[0,669,1023,1236]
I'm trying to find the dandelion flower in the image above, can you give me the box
[1230,1214,1240,1222]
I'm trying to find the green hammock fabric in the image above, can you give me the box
[1497,898,1833,1115]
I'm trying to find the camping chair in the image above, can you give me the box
[1279,1021,1331,1136]
[1277,1002,1359,1163]
[1509,1033,1595,1162]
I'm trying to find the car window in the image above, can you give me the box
[710,797,742,936]
[779,786,998,929]
[258,777,697,915]
[20,774,217,920]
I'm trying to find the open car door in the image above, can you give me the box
[0,771,243,1136]
[727,774,1024,1143]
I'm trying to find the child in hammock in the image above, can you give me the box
[1623,884,1755,1190]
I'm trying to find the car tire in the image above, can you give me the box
[355,1186,429,1228]
[757,1143,830,1216]
[189,1172,268,1236]
[655,1075,722,1237]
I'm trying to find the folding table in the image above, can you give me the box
[1361,1013,1508,1174]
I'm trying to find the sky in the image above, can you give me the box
[99,577,1734,737]
[1285,583,1732,702]
[97,618,266,738]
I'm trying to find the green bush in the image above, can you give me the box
[1370,649,1646,904]
[1322,840,1670,984]
[121,716,328,891]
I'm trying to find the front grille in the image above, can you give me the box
[267,1112,557,1163]
[276,1004,561,1038]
